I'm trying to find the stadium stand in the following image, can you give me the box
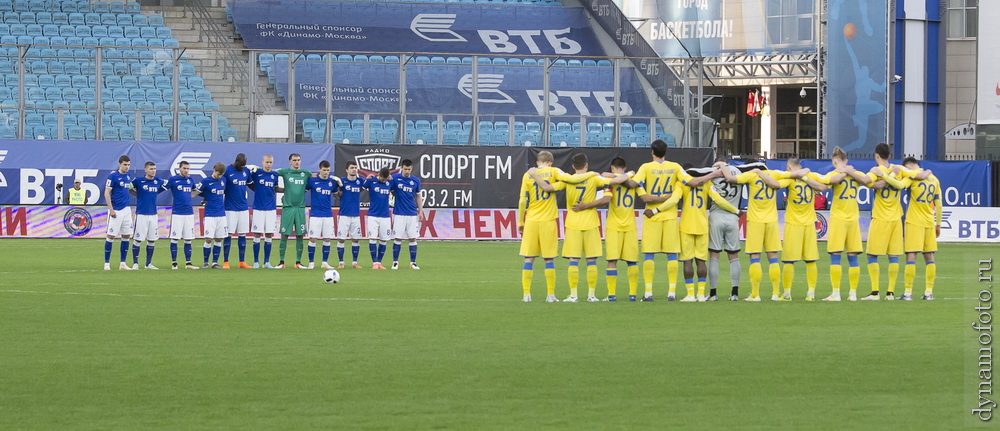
[0,0,235,141]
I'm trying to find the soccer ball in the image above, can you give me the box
[324,269,340,284]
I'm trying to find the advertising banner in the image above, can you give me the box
[231,0,604,56]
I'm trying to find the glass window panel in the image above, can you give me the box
[782,0,795,14]
[799,114,817,139]
[948,10,964,38]
[967,9,978,38]
[798,17,813,42]
[797,0,813,14]
[776,114,797,139]
[782,16,796,44]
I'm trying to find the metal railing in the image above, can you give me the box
[185,0,247,102]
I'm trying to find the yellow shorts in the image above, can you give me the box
[866,218,904,255]
[904,223,938,253]
[745,221,781,254]
[782,223,819,262]
[680,232,708,261]
[827,218,863,254]
[519,220,558,258]
[563,228,603,259]
[641,218,679,254]
[606,228,639,262]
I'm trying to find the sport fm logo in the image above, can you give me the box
[171,152,212,178]
[355,153,401,177]
[458,74,516,104]
[410,14,467,42]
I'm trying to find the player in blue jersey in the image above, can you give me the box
[249,154,280,268]
[129,161,167,270]
[222,153,252,269]
[165,160,199,270]
[337,161,366,269]
[390,159,424,270]
[305,160,340,269]
[104,155,135,271]
[366,168,394,269]
[193,162,228,269]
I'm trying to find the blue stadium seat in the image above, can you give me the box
[352,54,367,62]
[414,56,430,63]
[147,14,163,27]
[53,12,68,25]
[131,14,146,26]
[152,126,169,141]
[116,14,132,26]
[125,2,140,14]
[430,56,445,64]
[446,56,461,64]
[155,26,170,39]
[110,2,125,14]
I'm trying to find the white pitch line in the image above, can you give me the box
[0,289,512,302]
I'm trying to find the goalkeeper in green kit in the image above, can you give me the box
[275,153,312,269]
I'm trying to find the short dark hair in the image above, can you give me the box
[401,159,413,167]
[288,153,301,161]
[213,162,226,174]
[875,143,890,160]
[179,161,189,167]
[902,156,919,167]
[610,157,627,170]
[118,155,130,164]
[787,157,801,168]
[651,140,667,158]
[571,153,588,170]
[144,161,155,168]
[379,167,390,178]
[346,161,357,169]
[319,160,331,169]
[235,153,247,164]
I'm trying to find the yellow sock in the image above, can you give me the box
[749,260,762,298]
[768,260,781,297]
[830,263,843,295]
[697,279,706,297]
[643,259,655,295]
[521,268,533,295]
[606,269,618,296]
[627,264,639,296]
[667,258,679,295]
[568,264,579,297]
[782,263,794,296]
[887,261,899,294]
[848,266,860,294]
[586,264,597,298]
[867,261,880,294]
[925,261,936,295]
[805,261,818,295]
[545,266,556,296]
[904,262,916,295]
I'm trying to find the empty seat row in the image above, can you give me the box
[0,34,179,48]
[3,99,221,113]
[0,1,142,14]
[1,13,162,27]
[2,74,203,91]
[2,123,236,142]
[0,23,170,38]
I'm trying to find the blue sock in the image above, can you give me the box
[212,244,221,263]
[888,256,899,264]
[523,262,533,270]
[369,242,378,262]
[203,243,210,263]
[170,241,178,262]
[263,239,272,264]
[223,237,231,262]
[768,257,778,265]
[545,261,555,270]
[685,277,694,285]
[644,253,654,261]
[322,242,331,263]
[308,243,316,263]
[130,242,138,264]
[750,257,761,264]
[352,243,360,262]
[377,242,387,261]
[698,277,706,284]
[120,241,129,262]
[237,235,246,262]
[337,243,345,262]
[253,239,261,263]
[408,241,417,263]
[667,253,678,262]
[184,241,192,262]
[146,244,154,266]
[393,241,401,262]
[868,255,879,265]
[606,269,618,276]
[104,239,113,263]
[848,254,859,268]
[831,254,842,265]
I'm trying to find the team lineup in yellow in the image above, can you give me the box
[516,141,942,303]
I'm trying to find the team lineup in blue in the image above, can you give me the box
[518,141,943,303]
[101,152,425,271]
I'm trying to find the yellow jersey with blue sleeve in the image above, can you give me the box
[783,172,827,226]
[867,164,910,222]
[633,160,692,222]
[735,170,794,223]
[565,175,612,231]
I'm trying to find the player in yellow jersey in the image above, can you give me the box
[861,143,911,300]
[778,158,829,301]
[722,165,807,301]
[519,151,597,302]
[571,157,641,302]
[821,147,873,302]
[900,157,941,300]
[555,153,629,303]
[646,164,738,302]
[633,140,716,301]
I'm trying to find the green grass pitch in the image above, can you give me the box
[0,239,997,429]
